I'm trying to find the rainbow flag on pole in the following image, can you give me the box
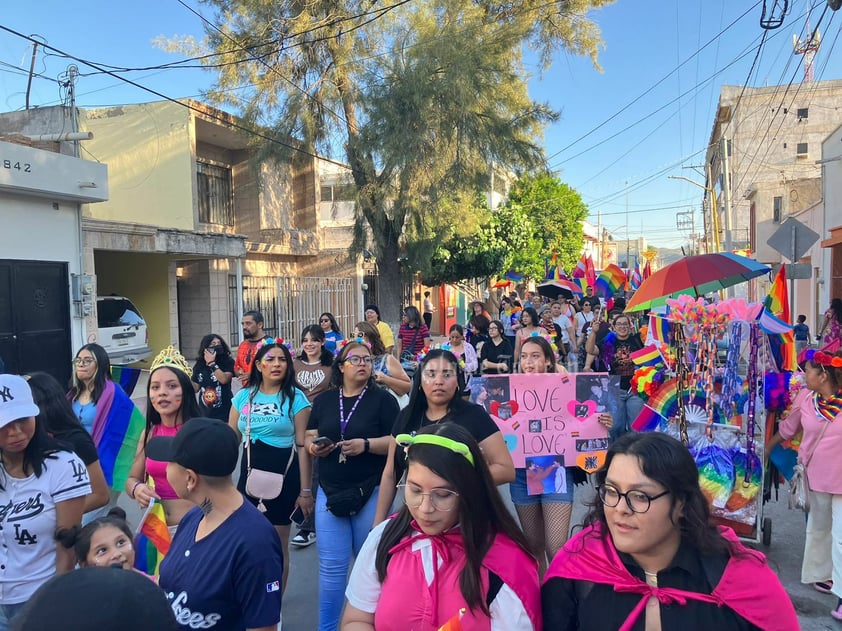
[595,264,627,297]
[92,382,146,492]
[762,265,796,371]
[134,497,171,577]
[648,313,671,347]
[631,344,663,367]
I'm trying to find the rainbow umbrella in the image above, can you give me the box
[625,253,770,312]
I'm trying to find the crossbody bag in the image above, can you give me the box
[244,397,295,513]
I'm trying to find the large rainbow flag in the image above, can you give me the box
[595,264,627,297]
[92,381,146,491]
[110,366,141,397]
[134,497,171,577]
[763,265,796,371]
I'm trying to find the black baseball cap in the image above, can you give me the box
[146,417,239,476]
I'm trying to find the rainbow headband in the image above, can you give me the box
[395,433,474,466]
[805,349,842,368]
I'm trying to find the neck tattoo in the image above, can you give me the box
[199,498,213,515]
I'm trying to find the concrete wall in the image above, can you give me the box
[94,251,174,359]
[82,103,195,230]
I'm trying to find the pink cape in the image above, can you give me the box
[544,523,798,631]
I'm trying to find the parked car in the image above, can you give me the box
[96,295,152,365]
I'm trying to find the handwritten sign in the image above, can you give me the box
[469,373,617,470]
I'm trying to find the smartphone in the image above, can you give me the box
[290,506,305,525]
[313,436,334,448]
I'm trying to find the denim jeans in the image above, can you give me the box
[0,601,27,631]
[611,389,645,441]
[315,485,380,631]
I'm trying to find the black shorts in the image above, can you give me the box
[237,440,300,526]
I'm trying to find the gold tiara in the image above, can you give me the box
[150,345,192,377]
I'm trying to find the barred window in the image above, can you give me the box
[197,161,233,225]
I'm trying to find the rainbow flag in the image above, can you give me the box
[763,265,796,371]
[631,344,662,367]
[595,264,627,297]
[437,609,465,631]
[573,277,589,294]
[96,384,146,492]
[134,498,170,577]
[110,366,141,397]
[648,314,670,347]
[632,405,663,432]
[504,270,524,282]
[572,253,587,279]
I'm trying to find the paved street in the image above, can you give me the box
[124,381,838,630]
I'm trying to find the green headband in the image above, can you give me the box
[395,433,474,466]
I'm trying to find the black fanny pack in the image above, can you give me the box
[322,474,380,517]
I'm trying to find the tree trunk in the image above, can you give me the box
[377,237,403,331]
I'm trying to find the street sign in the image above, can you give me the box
[767,217,820,262]
[772,263,812,279]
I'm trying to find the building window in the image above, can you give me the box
[796,142,808,156]
[197,161,233,225]
[320,181,356,203]
[773,196,782,223]
[797,107,809,120]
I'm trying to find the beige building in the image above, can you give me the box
[0,100,363,362]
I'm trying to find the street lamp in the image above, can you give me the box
[668,175,719,253]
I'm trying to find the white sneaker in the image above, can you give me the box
[290,531,316,548]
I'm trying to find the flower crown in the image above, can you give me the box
[150,345,192,377]
[429,344,465,368]
[340,337,372,350]
[805,349,842,368]
[259,337,294,353]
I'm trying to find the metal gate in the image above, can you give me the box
[229,275,357,347]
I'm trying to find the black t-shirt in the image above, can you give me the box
[480,338,513,373]
[308,387,398,488]
[542,542,757,631]
[394,400,500,443]
[192,354,235,421]
[52,427,99,466]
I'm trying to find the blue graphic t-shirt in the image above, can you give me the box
[159,501,283,631]
[232,387,311,448]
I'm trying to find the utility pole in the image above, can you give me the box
[720,135,733,254]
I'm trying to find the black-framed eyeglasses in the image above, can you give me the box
[598,484,670,514]
[320,318,331,323]
[344,355,373,366]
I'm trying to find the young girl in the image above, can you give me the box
[342,423,541,630]
[65,507,137,571]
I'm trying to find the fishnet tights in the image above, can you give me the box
[514,502,573,574]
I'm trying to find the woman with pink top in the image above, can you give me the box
[768,348,842,619]
[125,347,201,533]
[342,423,541,630]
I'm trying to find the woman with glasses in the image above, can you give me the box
[353,322,411,404]
[574,299,597,371]
[446,324,478,375]
[306,341,399,631]
[373,349,515,525]
[543,431,798,631]
[319,312,345,355]
[514,336,612,573]
[342,423,541,630]
[229,341,313,591]
[67,343,144,517]
[586,312,644,439]
[191,333,235,421]
[480,319,514,374]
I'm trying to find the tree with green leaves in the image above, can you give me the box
[170,0,612,324]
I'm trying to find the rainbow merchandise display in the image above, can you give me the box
[629,296,779,540]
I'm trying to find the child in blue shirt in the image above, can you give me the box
[794,314,810,356]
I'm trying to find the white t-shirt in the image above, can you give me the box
[0,450,91,603]
[575,311,595,339]
[346,520,533,630]
[553,315,574,344]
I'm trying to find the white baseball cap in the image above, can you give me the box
[0,375,40,428]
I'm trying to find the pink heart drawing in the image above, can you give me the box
[567,400,596,420]
[489,400,519,419]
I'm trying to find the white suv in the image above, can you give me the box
[96,295,153,365]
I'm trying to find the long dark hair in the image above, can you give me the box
[520,336,557,373]
[28,372,87,436]
[68,343,112,404]
[375,423,532,614]
[144,367,201,449]
[356,321,386,357]
[248,342,298,417]
[393,349,468,436]
[298,325,334,366]
[830,298,842,324]
[583,432,733,557]
[319,312,341,334]
[520,307,539,328]
[404,305,423,328]
[194,334,231,363]
[329,341,375,390]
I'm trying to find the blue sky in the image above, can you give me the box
[2,0,840,248]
